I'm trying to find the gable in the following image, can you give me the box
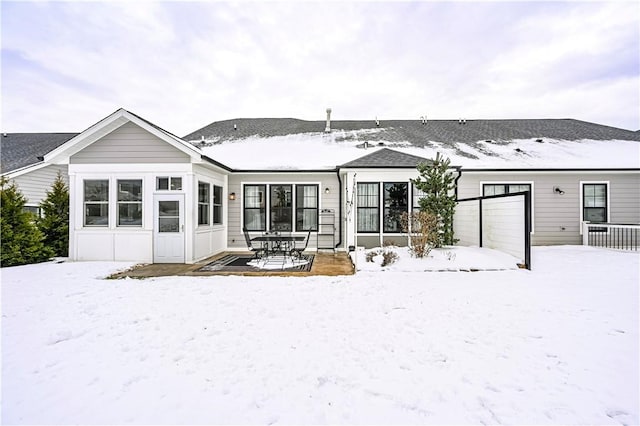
[339,148,433,168]
[70,121,190,164]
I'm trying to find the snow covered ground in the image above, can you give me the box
[1,246,638,425]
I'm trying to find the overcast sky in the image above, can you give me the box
[2,1,639,135]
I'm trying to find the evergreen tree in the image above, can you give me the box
[1,177,54,267]
[38,173,69,257]
[412,152,458,247]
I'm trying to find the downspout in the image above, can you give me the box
[454,166,462,200]
[335,168,343,249]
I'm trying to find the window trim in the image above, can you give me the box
[480,181,535,234]
[356,182,380,233]
[197,181,210,226]
[580,181,610,234]
[116,179,143,227]
[83,179,110,227]
[213,185,223,225]
[243,184,267,231]
[383,181,408,233]
[295,184,319,232]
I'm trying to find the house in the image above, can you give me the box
[2,108,639,263]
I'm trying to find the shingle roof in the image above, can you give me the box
[339,148,433,168]
[184,118,640,145]
[1,133,78,173]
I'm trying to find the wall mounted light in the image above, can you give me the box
[554,187,565,195]
[229,192,236,201]
[324,187,330,194]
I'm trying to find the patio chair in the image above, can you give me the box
[243,227,266,259]
[290,230,311,260]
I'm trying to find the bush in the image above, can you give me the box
[364,246,399,267]
[1,177,54,267]
[400,211,438,258]
[38,173,69,257]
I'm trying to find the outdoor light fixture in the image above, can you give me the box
[554,187,565,195]
[325,187,330,194]
[229,192,236,200]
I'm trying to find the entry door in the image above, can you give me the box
[154,194,185,263]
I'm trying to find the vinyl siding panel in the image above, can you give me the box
[11,164,68,206]
[458,171,640,246]
[71,122,190,164]
[227,173,340,250]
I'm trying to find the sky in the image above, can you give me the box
[1,1,639,136]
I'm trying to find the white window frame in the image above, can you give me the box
[579,181,610,234]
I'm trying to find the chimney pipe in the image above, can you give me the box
[325,108,332,132]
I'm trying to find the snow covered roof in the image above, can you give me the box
[188,118,640,170]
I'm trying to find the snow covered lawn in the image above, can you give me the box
[2,246,638,424]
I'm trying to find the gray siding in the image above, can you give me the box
[11,164,68,206]
[71,122,190,164]
[227,173,341,250]
[458,172,640,245]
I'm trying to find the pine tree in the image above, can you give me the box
[38,173,69,257]
[1,177,54,267]
[412,152,458,247]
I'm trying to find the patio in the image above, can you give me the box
[109,251,355,279]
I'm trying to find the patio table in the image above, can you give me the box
[251,234,305,257]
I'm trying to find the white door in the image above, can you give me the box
[154,194,185,263]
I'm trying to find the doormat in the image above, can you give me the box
[197,254,314,272]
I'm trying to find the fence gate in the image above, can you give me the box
[454,192,531,269]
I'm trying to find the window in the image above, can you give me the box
[296,185,318,231]
[117,180,142,226]
[84,180,109,226]
[483,184,531,196]
[357,183,379,232]
[198,182,210,225]
[384,182,408,232]
[23,205,41,217]
[156,177,182,191]
[412,185,426,212]
[244,184,266,231]
[270,184,292,231]
[583,183,607,223]
[213,185,223,224]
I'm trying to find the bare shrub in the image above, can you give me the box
[381,250,399,267]
[365,251,377,263]
[400,211,438,258]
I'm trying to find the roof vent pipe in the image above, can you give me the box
[375,117,380,127]
[325,108,332,132]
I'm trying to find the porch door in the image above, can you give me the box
[153,194,185,263]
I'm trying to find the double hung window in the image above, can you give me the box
[84,180,109,226]
[296,185,318,231]
[383,182,408,232]
[198,182,210,225]
[213,185,223,224]
[270,185,293,231]
[357,183,379,233]
[243,184,319,232]
[244,184,266,231]
[117,179,142,226]
[583,183,607,223]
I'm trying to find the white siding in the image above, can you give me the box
[11,164,68,206]
[70,122,190,164]
[482,196,525,261]
[454,200,480,246]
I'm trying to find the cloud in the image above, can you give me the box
[1,1,638,134]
